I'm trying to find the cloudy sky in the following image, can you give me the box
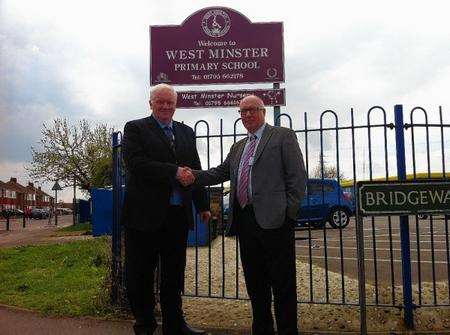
[1,0,449,201]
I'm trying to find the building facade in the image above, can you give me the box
[0,178,54,210]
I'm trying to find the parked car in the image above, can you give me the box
[57,208,73,215]
[221,179,354,230]
[30,208,50,219]
[297,178,355,229]
[1,208,23,218]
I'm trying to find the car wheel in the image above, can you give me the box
[328,208,350,229]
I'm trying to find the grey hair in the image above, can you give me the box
[150,84,177,101]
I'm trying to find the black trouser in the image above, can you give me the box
[235,204,298,335]
[125,206,188,334]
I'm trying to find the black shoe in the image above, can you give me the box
[180,322,206,335]
[133,322,157,335]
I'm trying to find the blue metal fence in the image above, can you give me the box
[111,104,449,327]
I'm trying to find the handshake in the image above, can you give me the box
[176,166,195,187]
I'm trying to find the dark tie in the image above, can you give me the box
[163,126,175,151]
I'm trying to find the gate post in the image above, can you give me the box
[273,83,280,126]
[111,131,122,304]
[394,104,414,329]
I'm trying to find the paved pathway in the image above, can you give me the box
[1,304,449,335]
[0,304,134,335]
[0,215,79,248]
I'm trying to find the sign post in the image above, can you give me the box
[273,83,281,126]
[394,104,414,329]
[150,6,285,121]
[51,180,62,226]
[357,178,450,331]
[355,205,367,335]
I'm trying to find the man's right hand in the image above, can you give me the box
[176,166,195,186]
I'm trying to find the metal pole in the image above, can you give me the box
[356,205,367,334]
[6,216,10,231]
[273,83,280,126]
[22,212,26,228]
[73,176,76,225]
[111,131,120,304]
[54,190,58,226]
[394,104,414,329]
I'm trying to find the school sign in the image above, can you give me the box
[357,180,450,216]
[150,7,284,86]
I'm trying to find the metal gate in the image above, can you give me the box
[111,104,449,330]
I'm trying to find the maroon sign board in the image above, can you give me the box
[177,88,285,108]
[150,7,284,86]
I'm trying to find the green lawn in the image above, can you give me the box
[55,222,92,236]
[57,222,92,232]
[0,237,114,317]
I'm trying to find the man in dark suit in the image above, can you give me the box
[121,84,211,335]
[182,95,307,335]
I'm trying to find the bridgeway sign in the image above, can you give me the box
[357,180,450,216]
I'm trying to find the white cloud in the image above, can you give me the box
[1,0,450,189]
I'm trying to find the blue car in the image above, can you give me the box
[297,179,355,229]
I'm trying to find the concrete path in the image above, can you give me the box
[0,215,81,248]
[0,304,250,335]
[0,304,134,335]
[1,304,450,335]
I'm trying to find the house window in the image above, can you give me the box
[5,190,16,199]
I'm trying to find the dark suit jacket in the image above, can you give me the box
[121,115,209,232]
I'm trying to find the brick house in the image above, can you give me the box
[0,180,12,209]
[0,178,54,210]
[26,182,53,209]
[0,180,18,209]
[2,178,28,209]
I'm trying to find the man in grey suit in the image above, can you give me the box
[179,95,307,335]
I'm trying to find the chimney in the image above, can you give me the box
[28,182,34,188]
[38,186,42,190]
[10,177,17,183]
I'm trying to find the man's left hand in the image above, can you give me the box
[199,211,211,223]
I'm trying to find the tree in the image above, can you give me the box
[311,156,346,180]
[27,118,113,194]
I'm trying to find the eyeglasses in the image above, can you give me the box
[238,107,264,116]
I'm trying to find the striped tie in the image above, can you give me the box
[163,126,175,151]
[237,135,257,208]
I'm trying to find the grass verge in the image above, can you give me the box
[0,237,114,317]
[54,223,92,236]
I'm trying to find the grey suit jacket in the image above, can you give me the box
[194,124,307,232]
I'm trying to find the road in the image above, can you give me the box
[0,215,75,248]
[295,215,450,286]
